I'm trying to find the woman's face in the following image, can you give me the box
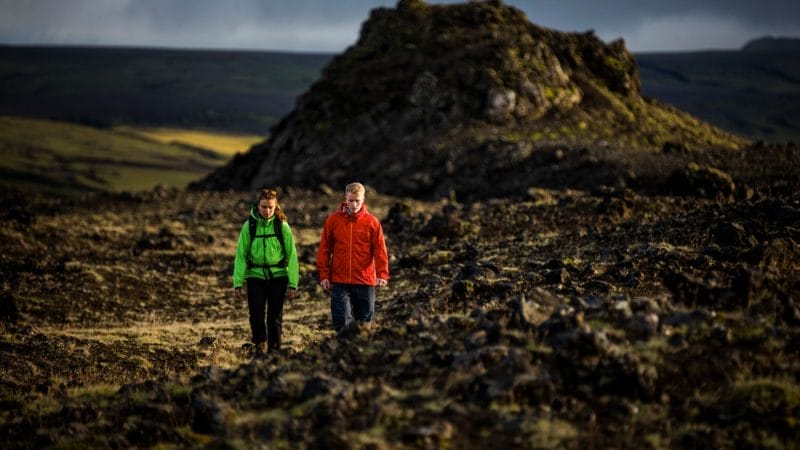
[258,198,277,219]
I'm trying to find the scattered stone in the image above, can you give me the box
[420,204,469,238]
[465,330,487,349]
[667,163,736,202]
[662,270,730,307]
[662,141,690,155]
[711,221,756,248]
[199,336,217,347]
[385,201,415,233]
[510,371,557,405]
[610,299,633,320]
[512,288,563,329]
[546,268,571,285]
[190,393,233,435]
[192,366,224,384]
[625,311,660,340]
[241,342,255,353]
[301,374,351,400]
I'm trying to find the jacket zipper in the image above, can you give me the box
[263,220,271,280]
[348,218,353,283]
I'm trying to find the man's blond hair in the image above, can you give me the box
[345,182,366,197]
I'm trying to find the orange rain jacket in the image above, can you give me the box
[316,202,389,286]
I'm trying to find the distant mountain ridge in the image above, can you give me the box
[1,37,798,143]
[742,36,800,51]
[636,39,800,143]
[0,45,332,133]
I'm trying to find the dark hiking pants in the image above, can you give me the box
[330,283,375,332]
[246,276,288,352]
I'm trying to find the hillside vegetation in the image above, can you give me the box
[0,116,229,196]
[115,126,265,156]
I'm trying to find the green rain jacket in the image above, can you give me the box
[233,206,299,289]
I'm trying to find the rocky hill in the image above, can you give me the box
[193,0,744,200]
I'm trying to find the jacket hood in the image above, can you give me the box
[250,204,274,222]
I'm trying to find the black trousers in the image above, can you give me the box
[246,276,288,351]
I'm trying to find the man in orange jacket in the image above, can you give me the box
[316,182,389,332]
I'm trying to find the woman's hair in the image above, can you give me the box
[257,188,287,221]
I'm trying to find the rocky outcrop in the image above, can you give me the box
[192,0,744,199]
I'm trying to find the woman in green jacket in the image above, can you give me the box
[234,189,299,356]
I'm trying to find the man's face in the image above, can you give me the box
[345,193,364,214]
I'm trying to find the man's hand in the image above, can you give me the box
[287,288,298,300]
[234,287,245,300]
[320,279,330,291]
[377,278,388,287]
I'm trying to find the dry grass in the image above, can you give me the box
[116,126,265,156]
[36,294,332,370]
[0,116,230,195]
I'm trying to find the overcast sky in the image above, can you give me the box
[1,0,798,53]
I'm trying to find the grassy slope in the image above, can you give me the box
[0,116,231,195]
[115,126,265,156]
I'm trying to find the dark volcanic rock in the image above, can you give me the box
[2,179,800,448]
[190,392,232,435]
[667,162,737,202]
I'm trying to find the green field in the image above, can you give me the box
[0,116,231,196]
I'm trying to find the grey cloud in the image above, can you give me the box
[121,0,393,28]
[512,0,800,29]
[0,0,798,51]
[117,0,395,50]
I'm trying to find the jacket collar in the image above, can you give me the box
[340,202,367,219]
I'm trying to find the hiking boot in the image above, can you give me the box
[254,342,266,356]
